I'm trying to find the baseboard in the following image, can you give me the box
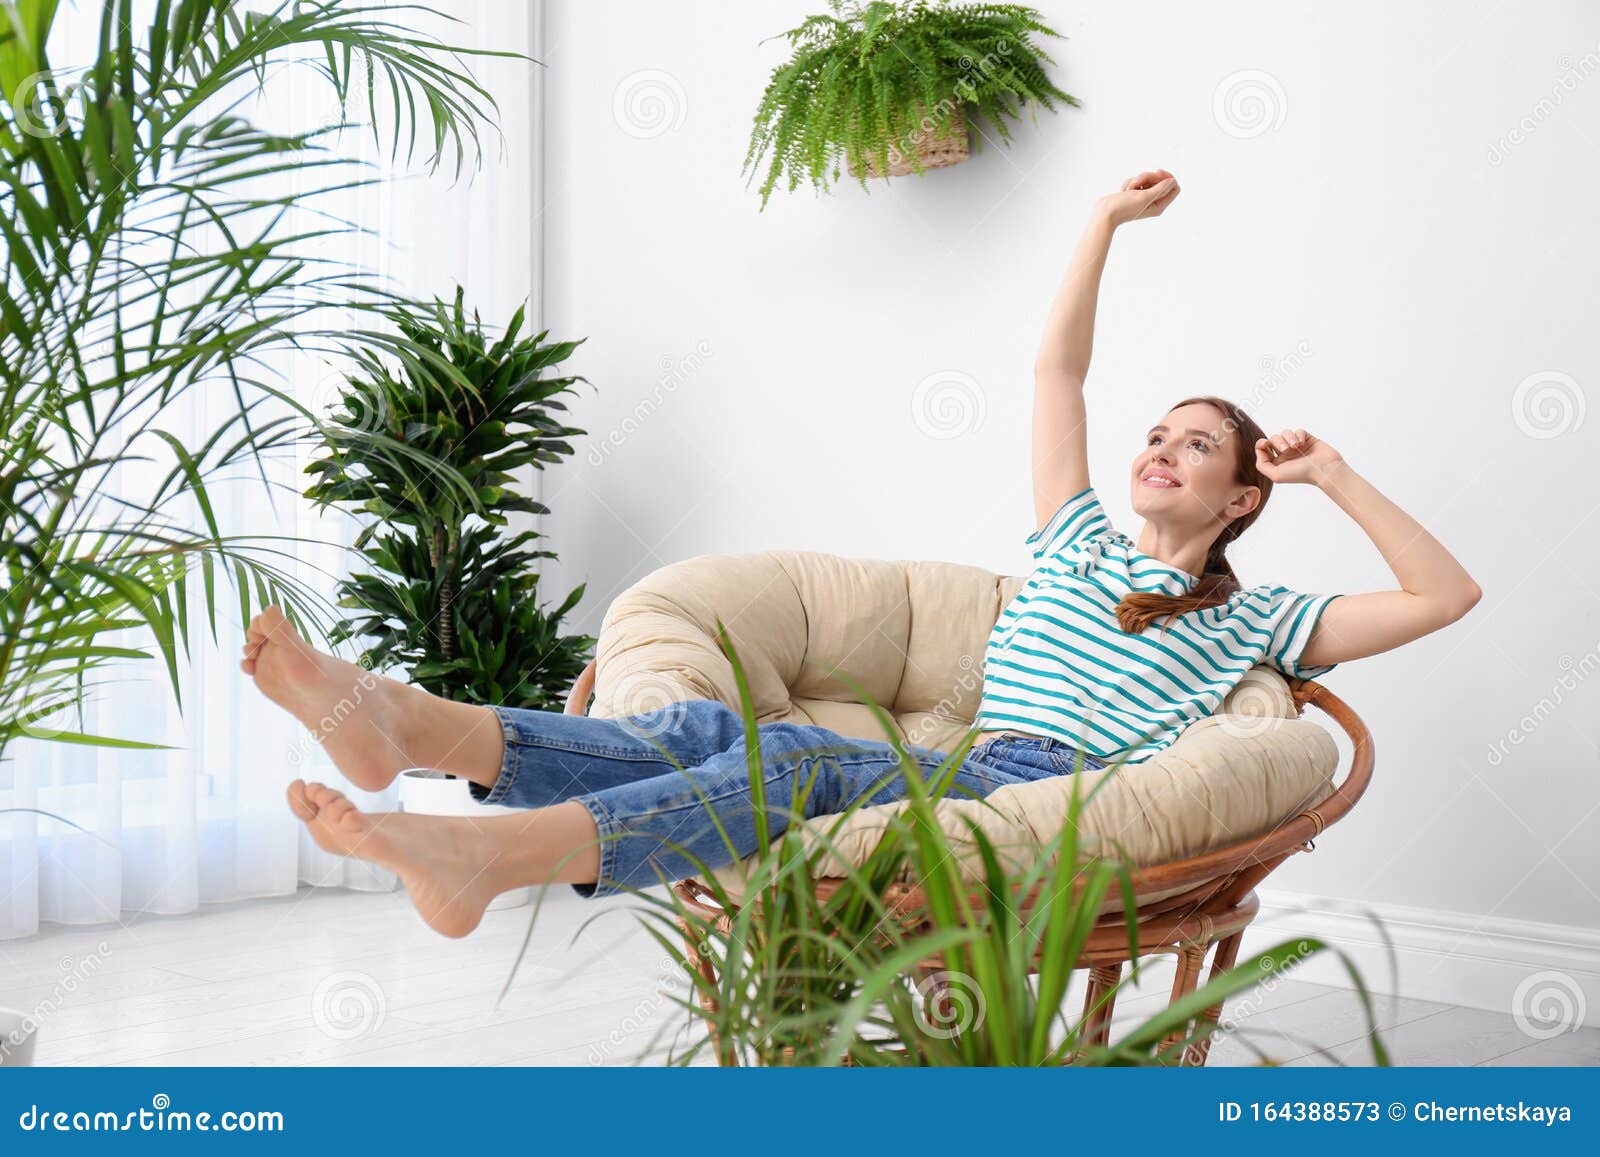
[1240,888,1600,1029]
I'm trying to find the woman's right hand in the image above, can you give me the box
[1096,169,1180,227]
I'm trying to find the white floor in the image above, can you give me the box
[3,886,1596,1067]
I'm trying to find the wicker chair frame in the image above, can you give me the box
[564,663,1373,1066]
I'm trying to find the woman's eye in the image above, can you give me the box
[1188,439,1209,453]
[1147,434,1162,445]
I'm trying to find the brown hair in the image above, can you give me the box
[1115,395,1271,635]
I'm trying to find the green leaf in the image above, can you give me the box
[303,288,592,706]
[743,0,1077,207]
[0,0,524,762]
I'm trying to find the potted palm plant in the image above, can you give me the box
[744,0,1079,207]
[304,291,594,907]
[0,0,508,769]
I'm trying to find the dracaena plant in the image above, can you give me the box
[744,0,1078,207]
[302,289,594,711]
[0,0,512,762]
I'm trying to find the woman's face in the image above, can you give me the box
[1129,402,1258,529]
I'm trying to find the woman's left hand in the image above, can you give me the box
[1255,428,1345,485]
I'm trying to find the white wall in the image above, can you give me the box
[537,0,1600,937]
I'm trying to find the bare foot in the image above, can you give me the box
[289,779,506,938]
[241,606,418,791]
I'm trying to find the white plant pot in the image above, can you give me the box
[0,1007,38,1066]
[397,769,532,911]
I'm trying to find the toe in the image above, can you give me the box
[248,605,287,642]
[286,780,316,820]
[306,781,347,810]
[260,605,295,642]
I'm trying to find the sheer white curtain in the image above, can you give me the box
[0,0,540,940]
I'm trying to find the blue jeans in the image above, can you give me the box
[472,699,1106,898]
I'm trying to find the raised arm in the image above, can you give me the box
[1254,428,1482,666]
[1033,169,1180,529]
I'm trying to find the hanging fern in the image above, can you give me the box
[744,0,1079,207]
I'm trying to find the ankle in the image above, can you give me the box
[413,695,505,785]
[488,805,601,888]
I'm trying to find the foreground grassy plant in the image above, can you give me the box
[506,624,1387,1066]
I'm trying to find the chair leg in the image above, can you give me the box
[677,915,732,1066]
[1182,928,1244,1067]
[1081,963,1123,1050]
[1159,942,1209,1064]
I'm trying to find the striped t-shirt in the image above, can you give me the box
[972,487,1340,764]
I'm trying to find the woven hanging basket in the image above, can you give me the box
[847,104,970,179]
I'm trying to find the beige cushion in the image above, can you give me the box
[591,551,1338,901]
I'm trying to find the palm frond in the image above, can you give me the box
[0,1,522,761]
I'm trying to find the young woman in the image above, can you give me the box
[244,169,1480,938]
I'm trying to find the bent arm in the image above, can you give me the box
[1299,462,1482,666]
[1031,210,1114,527]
